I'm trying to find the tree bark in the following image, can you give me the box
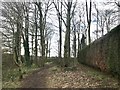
[86,0,92,44]
[64,1,72,66]
[34,4,38,65]
[24,4,30,67]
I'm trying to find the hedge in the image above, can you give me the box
[77,25,120,77]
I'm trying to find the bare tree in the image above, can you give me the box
[2,2,25,79]
[72,16,76,58]
[23,3,31,66]
[86,0,92,44]
[35,1,52,66]
[53,0,62,58]
[34,4,38,65]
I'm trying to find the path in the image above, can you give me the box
[21,62,119,88]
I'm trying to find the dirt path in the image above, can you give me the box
[21,63,52,88]
[21,62,119,88]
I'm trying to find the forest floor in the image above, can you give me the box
[21,61,119,88]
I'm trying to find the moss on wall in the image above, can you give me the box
[77,25,120,77]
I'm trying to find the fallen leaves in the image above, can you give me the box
[21,62,119,88]
[46,64,119,88]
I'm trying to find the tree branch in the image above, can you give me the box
[53,1,67,27]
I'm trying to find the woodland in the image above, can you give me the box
[1,0,120,88]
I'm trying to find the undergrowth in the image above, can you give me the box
[2,64,39,88]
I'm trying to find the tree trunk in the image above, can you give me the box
[13,17,23,79]
[35,5,38,65]
[46,38,48,58]
[39,2,45,66]
[86,0,92,44]
[73,25,76,58]
[24,4,30,67]
[59,1,62,58]
[48,38,51,58]
[53,1,62,58]
[64,2,72,67]
[72,16,76,58]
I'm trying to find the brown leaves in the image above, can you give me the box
[46,64,118,88]
[21,63,119,88]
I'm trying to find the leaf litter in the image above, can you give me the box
[21,62,119,88]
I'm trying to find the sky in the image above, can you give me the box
[1,0,119,57]
[48,0,119,57]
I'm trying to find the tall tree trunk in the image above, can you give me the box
[72,16,76,58]
[48,38,51,58]
[78,32,80,51]
[94,3,98,39]
[34,5,38,65]
[73,24,76,58]
[67,3,71,58]
[101,16,104,36]
[31,31,34,64]
[58,1,62,58]
[106,16,110,32]
[14,19,21,65]
[46,38,48,58]
[78,16,81,53]
[53,1,62,58]
[13,17,23,79]
[24,4,30,67]
[96,9,98,39]
[39,2,45,66]
[86,0,92,44]
[64,2,72,67]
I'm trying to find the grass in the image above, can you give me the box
[2,64,39,88]
[2,57,119,88]
[78,63,119,88]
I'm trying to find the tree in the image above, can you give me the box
[86,0,92,44]
[53,0,63,58]
[53,0,77,66]
[77,3,87,51]
[45,23,54,58]
[72,16,76,58]
[116,1,120,24]
[34,4,38,65]
[115,1,120,7]
[93,2,118,37]
[64,1,72,59]
[35,1,52,66]
[23,3,31,66]
[94,2,99,39]
[64,0,77,66]
[2,2,25,79]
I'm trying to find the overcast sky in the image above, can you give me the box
[1,0,119,57]
[20,0,119,57]
[45,0,119,57]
